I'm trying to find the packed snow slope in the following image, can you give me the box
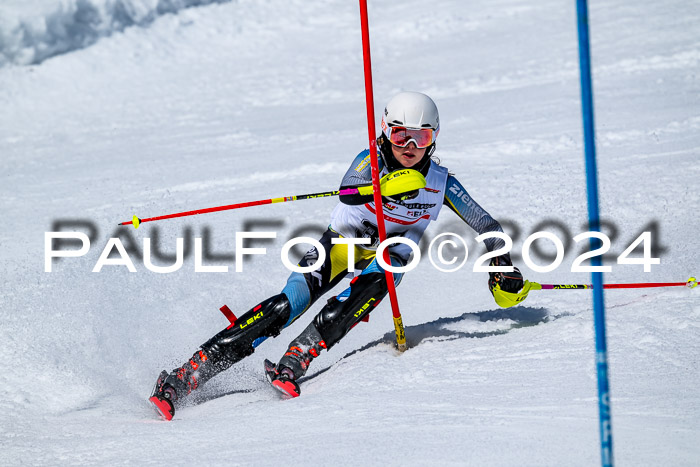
[1,0,699,465]
[0,0,234,66]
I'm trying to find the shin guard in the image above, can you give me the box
[313,272,387,349]
[164,294,292,401]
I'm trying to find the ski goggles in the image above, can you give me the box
[385,125,437,149]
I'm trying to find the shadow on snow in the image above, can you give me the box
[190,306,553,405]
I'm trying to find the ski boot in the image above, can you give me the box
[149,294,294,417]
[264,321,329,398]
[149,370,179,421]
[264,359,301,399]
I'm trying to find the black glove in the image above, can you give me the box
[488,255,524,293]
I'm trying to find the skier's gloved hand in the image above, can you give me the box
[488,255,516,290]
[489,268,524,295]
[490,266,524,292]
[488,255,528,308]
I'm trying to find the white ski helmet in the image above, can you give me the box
[379,91,440,172]
[382,91,440,134]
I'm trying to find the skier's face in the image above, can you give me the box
[391,142,427,168]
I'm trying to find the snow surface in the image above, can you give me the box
[1,0,699,465]
[0,0,233,67]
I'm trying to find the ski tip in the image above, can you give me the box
[132,215,141,229]
[149,395,174,421]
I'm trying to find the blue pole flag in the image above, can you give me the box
[575,1,614,465]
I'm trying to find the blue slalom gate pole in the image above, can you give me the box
[576,1,614,465]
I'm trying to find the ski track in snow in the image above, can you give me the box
[1,0,699,465]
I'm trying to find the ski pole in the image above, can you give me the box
[118,188,359,229]
[532,277,697,290]
[497,277,697,308]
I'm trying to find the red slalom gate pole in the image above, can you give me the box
[358,0,407,351]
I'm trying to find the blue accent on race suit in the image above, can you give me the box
[281,272,312,326]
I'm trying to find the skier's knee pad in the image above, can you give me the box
[313,272,387,349]
[202,294,291,362]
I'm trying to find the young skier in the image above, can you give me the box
[149,91,527,420]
